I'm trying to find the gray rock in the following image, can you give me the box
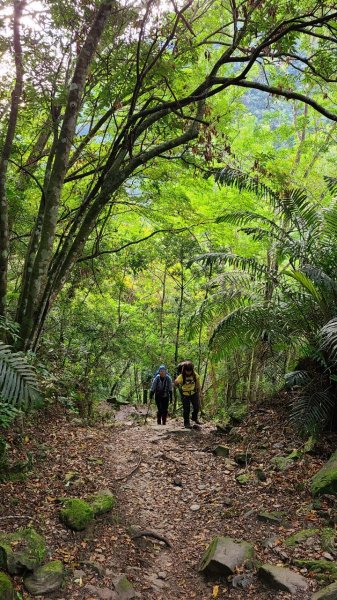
[86,584,117,599]
[24,560,64,596]
[213,445,230,457]
[113,574,136,599]
[190,504,200,511]
[199,536,254,577]
[312,581,337,599]
[258,564,308,594]
[257,511,285,524]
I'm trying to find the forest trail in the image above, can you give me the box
[0,403,334,599]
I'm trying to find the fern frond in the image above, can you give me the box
[324,176,337,196]
[290,389,334,435]
[212,166,274,201]
[0,343,41,408]
[320,318,337,362]
[285,370,311,387]
[191,252,271,279]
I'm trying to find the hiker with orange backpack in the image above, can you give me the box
[174,361,202,428]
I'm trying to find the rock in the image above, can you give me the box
[294,559,337,580]
[312,581,337,599]
[90,489,115,516]
[199,536,254,577]
[234,452,252,466]
[60,498,94,531]
[173,477,182,487]
[86,584,117,599]
[258,564,308,594]
[232,573,253,588]
[271,456,293,471]
[0,572,14,599]
[228,403,247,423]
[0,528,46,575]
[157,571,167,579]
[285,528,320,547]
[312,450,337,496]
[113,574,136,599]
[190,504,200,511]
[213,445,230,457]
[223,458,236,471]
[24,560,64,595]
[273,442,284,449]
[223,497,233,507]
[257,511,285,524]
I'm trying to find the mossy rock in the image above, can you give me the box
[270,456,292,471]
[285,528,320,547]
[312,581,337,599]
[90,489,115,516]
[24,560,64,595]
[113,574,136,599]
[199,536,254,577]
[60,498,94,531]
[312,450,337,496]
[0,572,15,600]
[0,528,46,575]
[294,559,337,582]
[234,452,252,466]
[257,511,285,524]
[213,446,230,458]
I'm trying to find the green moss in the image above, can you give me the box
[0,572,14,600]
[285,528,320,546]
[60,498,94,531]
[0,528,46,575]
[321,528,336,553]
[24,560,64,595]
[41,560,63,574]
[228,403,247,423]
[294,559,337,582]
[312,450,337,496]
[115,574,134,594]
[236,474,251,485]
[199,536,218,571]
[90,490,115,516]
[271,456,292,471]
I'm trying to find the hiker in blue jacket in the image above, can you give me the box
[149,365,173,425]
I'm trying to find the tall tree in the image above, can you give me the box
[1,0,337,349]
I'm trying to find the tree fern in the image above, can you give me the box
[0,343,41,408]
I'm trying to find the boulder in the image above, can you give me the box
[312,582,337,599]
[285,528,335,552]
[60,498,94,531]
[199,536,254,577]
[113,574,136,599]
[213,446,230,458]
[258,564,308,594]
[312,450,337,496]
[24,560,64,595]
[90,489,115,516]
[0,528,46,575]
[0,572,14,600]
[228,427,242,442]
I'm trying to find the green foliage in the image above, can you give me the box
[0,343,41,409]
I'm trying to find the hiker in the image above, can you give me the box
[174,361,202,428]
[149,365,173,425]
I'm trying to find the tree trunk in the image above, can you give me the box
[0,0,25,321]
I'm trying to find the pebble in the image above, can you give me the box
[322,552,334,561]
[158,571,167,579]
[190,504,200,511]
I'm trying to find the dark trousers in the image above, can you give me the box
[182,393,199,425]
[155,395,169,423]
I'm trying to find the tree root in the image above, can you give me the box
[131,529,172,547]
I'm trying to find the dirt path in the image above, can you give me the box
[0,403,334,599]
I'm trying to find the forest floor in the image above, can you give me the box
[0,398,336,600]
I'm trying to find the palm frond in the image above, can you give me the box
[191,252,271,280]
[211,166,274,201]
[320,318,337,362]
[0,343,41,408]
[324,176,337,196]
[290,388,334,435]
[285,370,311,387]
[285,270,322,304]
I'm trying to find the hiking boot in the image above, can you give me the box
[162,415,167,425]
[157,415,162,425]
[184,423,192,429]
[193,419,202,425]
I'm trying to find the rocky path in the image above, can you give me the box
[0,403,336,599]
